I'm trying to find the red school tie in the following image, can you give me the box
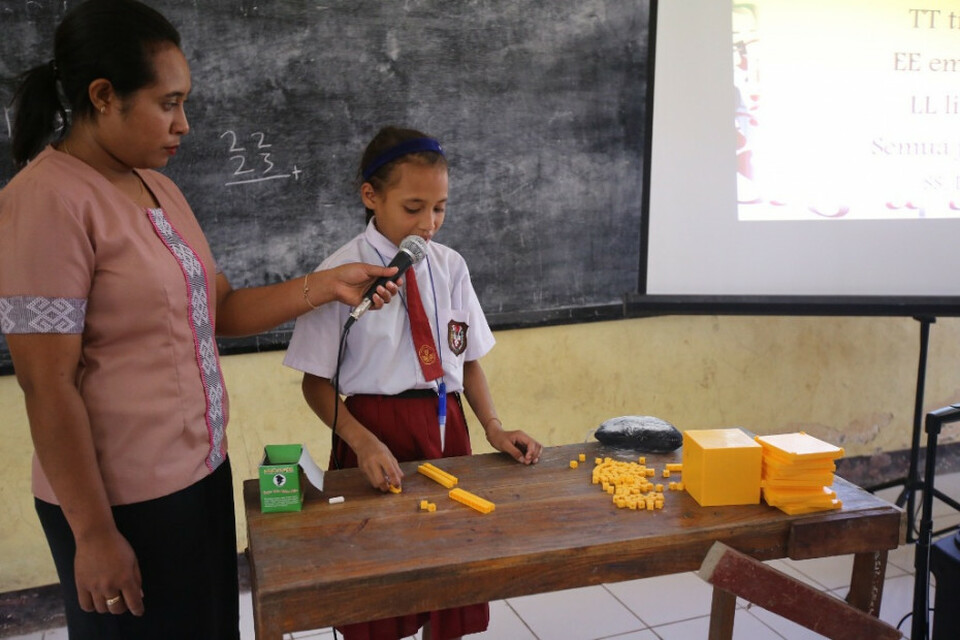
[405,267,444,381]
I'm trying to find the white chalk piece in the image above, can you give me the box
[328,496,345,504]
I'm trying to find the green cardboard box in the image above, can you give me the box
[258,444,325,513]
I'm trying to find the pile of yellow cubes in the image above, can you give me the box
[589,455,684,511]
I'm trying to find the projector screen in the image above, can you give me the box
[646,0,960,298]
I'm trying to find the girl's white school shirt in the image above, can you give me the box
[283,220,495,396]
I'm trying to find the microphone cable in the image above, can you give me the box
[328,321,351,640]
[330,320,351,471]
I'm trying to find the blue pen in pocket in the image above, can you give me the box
[438,381,447,450]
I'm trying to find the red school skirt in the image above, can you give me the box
[330,391,490,640]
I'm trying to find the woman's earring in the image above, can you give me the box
[100,106,106,114]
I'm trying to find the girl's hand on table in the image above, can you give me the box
[354,434,404,491]
[485,421,542,465]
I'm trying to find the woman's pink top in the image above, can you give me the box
[0,146,229,505]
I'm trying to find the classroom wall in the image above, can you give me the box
[3,314,960,592]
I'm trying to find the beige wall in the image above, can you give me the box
[3,314,960,592]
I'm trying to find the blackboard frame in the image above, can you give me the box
[0,0,658,376]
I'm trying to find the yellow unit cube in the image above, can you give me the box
[682,428,762,506]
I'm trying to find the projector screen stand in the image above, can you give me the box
[867,316,960,543]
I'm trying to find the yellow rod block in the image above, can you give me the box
[417,463,458,488]
[449,488,495,514]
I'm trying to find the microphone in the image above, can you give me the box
[345,235,427,328]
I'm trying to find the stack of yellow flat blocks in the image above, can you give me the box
[682,428,762,507]
[756,432,844,515]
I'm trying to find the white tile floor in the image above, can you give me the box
[9,474,960,640]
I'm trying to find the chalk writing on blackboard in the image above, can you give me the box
[220,129,302,187]
[3,108,11,139]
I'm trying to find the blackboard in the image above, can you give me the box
[0,0,652,372]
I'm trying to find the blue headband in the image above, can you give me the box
[362,137,445,181]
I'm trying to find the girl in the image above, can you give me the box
[0,1,398,638]
[284,126,543,640]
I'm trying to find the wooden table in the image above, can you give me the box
[243,442,904,639]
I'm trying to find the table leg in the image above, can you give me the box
[707,586,737,640]
[247,548,283,640]
[252,600,284,640]
[846,550,887,617]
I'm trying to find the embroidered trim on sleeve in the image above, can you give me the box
[0,296,86,334]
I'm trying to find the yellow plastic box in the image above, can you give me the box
[682,428,762,507]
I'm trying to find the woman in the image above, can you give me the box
[0,1,397,638]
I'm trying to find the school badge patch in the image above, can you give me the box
[418,344,438,366]
[447,319,468,356]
